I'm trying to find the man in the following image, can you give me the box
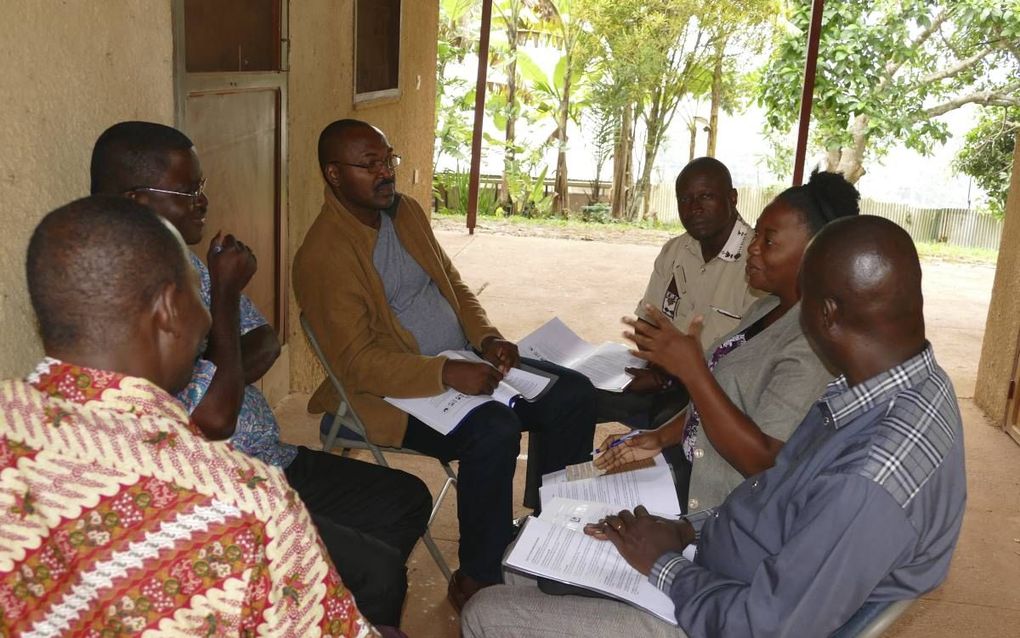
[462,215,967,637]
[90,121,430,628]
[292,119,597,609]
[1,196,375,636]
[597,158,761,430]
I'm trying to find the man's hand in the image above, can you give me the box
[622,305,704,384]
[592,430,663,471]
[583,506,696,576]
[624,367,673,394]
[207,232,257,296]
[480,336,519,374]
[442,359,504,395]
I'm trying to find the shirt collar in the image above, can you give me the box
[819,343,938,429]
[27,357,189,423]
[686,215,752,263]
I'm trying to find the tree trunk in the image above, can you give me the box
[688,120,697,161]
[501,22,519,212]
[636,87,667,221]
[707,38,726,157]
[825,114,869,184]
[553,61,572,216]
[611,103,634,219]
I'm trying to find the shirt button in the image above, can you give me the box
[688,498,699,510]
[693,448,705,459]
[751,479,759,489]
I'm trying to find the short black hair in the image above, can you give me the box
[776,170,861,235]
[676,156,734,192]
[26,195,188,351]
[317,118,374,169]
[90,121,194,194]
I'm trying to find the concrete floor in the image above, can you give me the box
[275,229,1020,637]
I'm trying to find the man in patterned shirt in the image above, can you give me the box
[89,122,431,628]
[462,216,967,637]
[1,195,375,636]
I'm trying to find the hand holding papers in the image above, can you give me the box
[384,350,554,435]
[518,317,646,392]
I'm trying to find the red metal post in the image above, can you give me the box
[466,0,493,234]
[792,0,824,186]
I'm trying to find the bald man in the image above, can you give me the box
[462,215,967,637]
[1,196,374,636]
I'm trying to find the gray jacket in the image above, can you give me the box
[685,295,834,512]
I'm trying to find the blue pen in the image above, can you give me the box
[591,430,645,456]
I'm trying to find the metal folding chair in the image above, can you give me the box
[299,313,456,580]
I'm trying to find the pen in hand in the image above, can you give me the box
[591,430,646,456]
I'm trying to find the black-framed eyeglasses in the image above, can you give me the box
[332,154,402,174]
[128,178,207,204]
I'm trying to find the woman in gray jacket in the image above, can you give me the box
[597,171,860,513]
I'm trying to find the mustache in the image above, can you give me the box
[375,178,396,191]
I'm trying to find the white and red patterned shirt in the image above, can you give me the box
[0,359,376,637]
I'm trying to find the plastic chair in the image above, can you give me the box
[831,598,916,638]
[300,313,456,581]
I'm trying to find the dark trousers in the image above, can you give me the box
[594,386,690,429]
[401,358,597,584]
[284,446,432,627]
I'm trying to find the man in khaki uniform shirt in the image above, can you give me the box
[598,157,761,429]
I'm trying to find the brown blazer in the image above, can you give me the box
[292,188,502,446]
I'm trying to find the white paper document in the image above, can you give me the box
[537,497,626,532]
[540,454,682,517]
[505,516,678,625]
[517,317,646,391]
[384,351,553,435]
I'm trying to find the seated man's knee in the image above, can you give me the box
[461,403,521,458]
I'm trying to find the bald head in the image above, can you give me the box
[318,118,377,170]
[26,195,189,352]
[675,156,733,192]
[800,216,925,381]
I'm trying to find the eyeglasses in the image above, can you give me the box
[128,178,207,204]
[333,154,401,174]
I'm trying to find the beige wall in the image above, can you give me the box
[287,0,440,393]
[975,134,1020,424]
[0,1,174,378]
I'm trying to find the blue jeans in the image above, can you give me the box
[401,358,596,584]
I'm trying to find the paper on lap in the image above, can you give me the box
[383,350,553,435]
[518,317,645,392]
[541,454,682,517]
[505,516,678,625]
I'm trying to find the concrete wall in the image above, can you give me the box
[974,134,1020,424]
[287,0,440,393]
[0,1,175,378]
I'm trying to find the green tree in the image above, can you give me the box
[434,0,477,168]
[954,107,1018,217]
[760,0,1020,183]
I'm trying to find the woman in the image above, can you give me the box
[596,171,861,512]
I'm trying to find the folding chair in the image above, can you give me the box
[299,313,456,581]
[831,598,916,638]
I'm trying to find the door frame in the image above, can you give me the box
[170,0,290,337]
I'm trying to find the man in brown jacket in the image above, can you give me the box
[293,119,597,610]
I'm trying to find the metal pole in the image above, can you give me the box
[466,0,493,235]
[792,0,824,186]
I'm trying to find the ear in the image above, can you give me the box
[728,188,738,210]
[151,281,182,338]
[822,297,839,331]
[323,163,343,187]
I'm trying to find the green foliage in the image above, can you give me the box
[954,108,1018,218]
[759,0,1020,179]
[435,0,479,167]
[433,171,500,217]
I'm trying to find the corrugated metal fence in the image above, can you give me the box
[646,183,1002,251]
